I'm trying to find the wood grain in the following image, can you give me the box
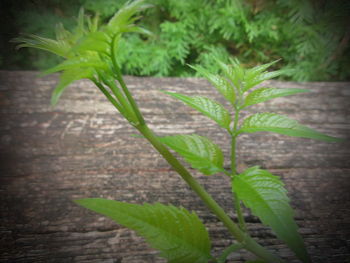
[0,71,349,263]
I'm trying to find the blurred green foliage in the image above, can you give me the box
[2,0,350,81]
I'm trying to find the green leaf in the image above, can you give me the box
[213,58,288,93]
[75,7,86,38]
[74,31,111,54]
[233,167,310,263]
[75,198,212,263]
[239,113,343,142]
[86,13,100,32]
[159,134,225,175]
[128,26,154,36]
[106,0,152,35]
[245,60,281,81]
[163,91,231,129]
[51,68,94,106]
[215,58,245,93]
[244,69,287,92]
[242,87,309,108]
[42,56,106,75]
[55,23,72,41]
[243,60,288,92]
[13,34,71,58]
[189,64,236,105]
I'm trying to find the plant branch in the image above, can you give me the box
[233,187,246,231]
[230,108,240,173]
[92,79,125,115]
[217,243,244,263]
[99,75,138,123]
[231,109,247,231]
[111,35,145,125]
[136,123,285,263]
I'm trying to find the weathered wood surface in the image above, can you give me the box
[0,71,349,263]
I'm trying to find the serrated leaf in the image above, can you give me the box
[42,56,107,76]
[128,26,154,36]
[233,167,310,263]
[244,69,287,92]
[159,134,225,175]
[107,0,152,35]
[86,13,100,32]
[189,64,236,105]
[74,31,111,54]
[75,198,212,263]
[242,87,309,108]
[245,60,281,81]
[51,68,94,106]
[239,113,342,142]
[214,58,287,92]
[55,23,72,41]
[164,91,231,129]
[13,34,71,58]
[215,58,245,92]
[76,7,86,38]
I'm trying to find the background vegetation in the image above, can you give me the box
[1,0,349,81]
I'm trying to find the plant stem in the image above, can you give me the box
[231,109,247,231]
[217,243,244,263]
[100,75,138,123]
[111,35,145,125]
[233,190,246,231]
[230,133,237,174]
[93,80,125,115]
[116,71,145,125]
[231,109,240,172]
[136,123,285,263]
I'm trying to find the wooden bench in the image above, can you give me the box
[0,71,349,262]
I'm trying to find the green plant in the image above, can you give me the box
[14,1,343,262]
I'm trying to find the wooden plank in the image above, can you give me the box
[0,71,349,263]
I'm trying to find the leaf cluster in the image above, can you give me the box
[157,58,341,262]
[13,0,151,110]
